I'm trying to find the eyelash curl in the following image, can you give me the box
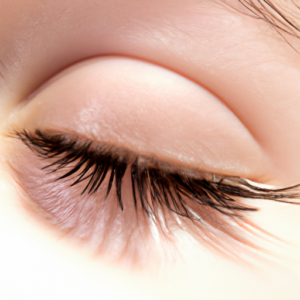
[14,129,300,262]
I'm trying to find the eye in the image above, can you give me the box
[6,128,300,268]
[4,56,300,268]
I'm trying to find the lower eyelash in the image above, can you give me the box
[12,129,300,265]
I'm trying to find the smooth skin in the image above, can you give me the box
[1,0,300,299]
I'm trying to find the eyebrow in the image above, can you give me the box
[235,0,300,38]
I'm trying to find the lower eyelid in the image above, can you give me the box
[8,128,300,270]
[10,149,154,263]
[4,137,271,268]
[6,141,178,263]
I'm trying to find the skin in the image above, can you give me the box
[1,0,300,299]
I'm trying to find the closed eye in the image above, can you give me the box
[7,128,300,268]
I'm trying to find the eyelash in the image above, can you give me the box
[13,129,300,263]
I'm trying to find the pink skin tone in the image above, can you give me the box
[1,0,300,300]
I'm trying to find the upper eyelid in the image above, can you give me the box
[7,55,273,183]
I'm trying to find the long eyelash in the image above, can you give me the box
[15,129,300,223]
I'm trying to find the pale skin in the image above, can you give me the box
[1,0,300,299]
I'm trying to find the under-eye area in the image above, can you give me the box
[5,129,300,267]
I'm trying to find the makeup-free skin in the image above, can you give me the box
[1,0,300,299]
